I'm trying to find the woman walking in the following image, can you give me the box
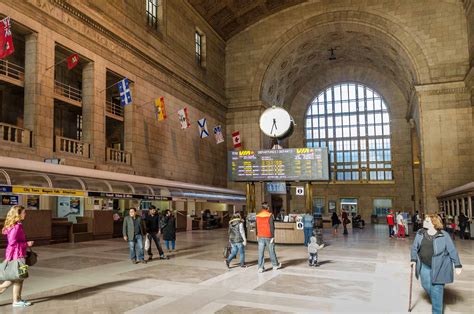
[161,209,176,252]
[411,214,462,314]
[331,212,340,235]
[0,205,34,307]
[341,209,349,235]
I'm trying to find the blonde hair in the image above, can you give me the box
[2,205,25,233]
[426,213,444,230]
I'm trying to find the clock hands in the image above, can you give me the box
[270,118,278,136]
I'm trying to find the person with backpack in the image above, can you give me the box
[225,213,247,268]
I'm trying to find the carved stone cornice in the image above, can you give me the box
[414,81,467,95]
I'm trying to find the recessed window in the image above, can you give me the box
[146,0,159,30]
[195,29,206,68]
[305,83,393,181]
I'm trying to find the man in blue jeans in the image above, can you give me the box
[123,208,147,264]
[255,203,281,273]
[302,213,314,246]
[225,213,247,268]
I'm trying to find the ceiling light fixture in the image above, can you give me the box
[328,48,337,60]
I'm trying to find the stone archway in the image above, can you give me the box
[252,10,432,108]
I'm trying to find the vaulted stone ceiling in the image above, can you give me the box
[261,29,417,108]
[187,0,305,40]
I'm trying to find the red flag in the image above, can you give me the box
[67,53,79,70]
[232,131,241,148]
[0,17,14,59]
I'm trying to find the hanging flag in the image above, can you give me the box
[154,97,167,121]
[197,118,209,138]
[118,78,132,106]
[0,17,14,59]
[213,125,224,144]
[67,53,79,70]
[232,131,242,148]
[177,107,190,129]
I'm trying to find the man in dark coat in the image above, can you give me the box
[145,205,168,261]
[161,209,176,252]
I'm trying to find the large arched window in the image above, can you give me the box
[305,83,393,181]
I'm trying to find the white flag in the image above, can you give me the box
[178,108,190,129]
[197,118,209,138]
[213,125,224,144]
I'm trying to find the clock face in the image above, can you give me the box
[259,107,293,138]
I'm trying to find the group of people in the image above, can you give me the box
[225,203,282,272]
[0,203,466,313]
[386,210,412,239]
[330,210,365,235]
[122,205,177,264]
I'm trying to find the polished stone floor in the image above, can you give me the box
[0,225,472,313]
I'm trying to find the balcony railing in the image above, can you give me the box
[54,80,82,103]
[105,100,124,118]
[0,60,25,82]
[0,122,31,147]
[55,136,90,158]
[106,147,131,165]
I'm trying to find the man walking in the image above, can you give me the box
[256,202,281,273]
[302,212,314,246]
[387,210,395,238]
[145,205,168,261]
[123,207,147,264]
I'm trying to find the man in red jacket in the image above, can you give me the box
[256,202,281,273]
[387,210,395,238]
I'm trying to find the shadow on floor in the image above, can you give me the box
[281,258,308,268]
[410,286,465,312]
[0,278,142,307]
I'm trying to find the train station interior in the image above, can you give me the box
[0,0,473,313]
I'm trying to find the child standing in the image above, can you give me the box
[307,236,324,267]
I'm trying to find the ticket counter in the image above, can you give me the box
[247,221,304,244]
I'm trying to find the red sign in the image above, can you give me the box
[67,53,79,70]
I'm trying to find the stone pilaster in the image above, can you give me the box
[415,81,474,211]
[82,61,106,162]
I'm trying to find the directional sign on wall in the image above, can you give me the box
[296,187,305,196]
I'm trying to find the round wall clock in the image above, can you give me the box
[259,106,294,139]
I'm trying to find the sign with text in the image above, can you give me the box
[2,195,18,205]
[12,186,85,196]
[228,148,329,181]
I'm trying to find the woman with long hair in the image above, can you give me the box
[0,205,34,307]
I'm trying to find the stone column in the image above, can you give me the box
[33,32,55,157]
[415,82,473,211]
[82,61,106,162]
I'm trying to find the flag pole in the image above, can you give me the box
[98,78,127,94]
[44,56,70,72]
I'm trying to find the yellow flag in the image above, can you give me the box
[154,97,167,121]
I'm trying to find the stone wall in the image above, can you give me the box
[225,0,472,212]
[0,0,228,187]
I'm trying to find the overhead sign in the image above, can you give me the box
[0,185,12,193]
[87,191,171,200]
[12,186,85,196]
[295,187,305,196]
[266,182,286,194]
[228,148,329,182]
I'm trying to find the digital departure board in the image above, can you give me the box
[228,148,329,182]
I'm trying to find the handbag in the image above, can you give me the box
[26,248,38,266]
[223,241,232,259]
[144,235,151,251]
[0,259,29,281]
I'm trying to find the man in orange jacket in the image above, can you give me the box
[256,202,281,273]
